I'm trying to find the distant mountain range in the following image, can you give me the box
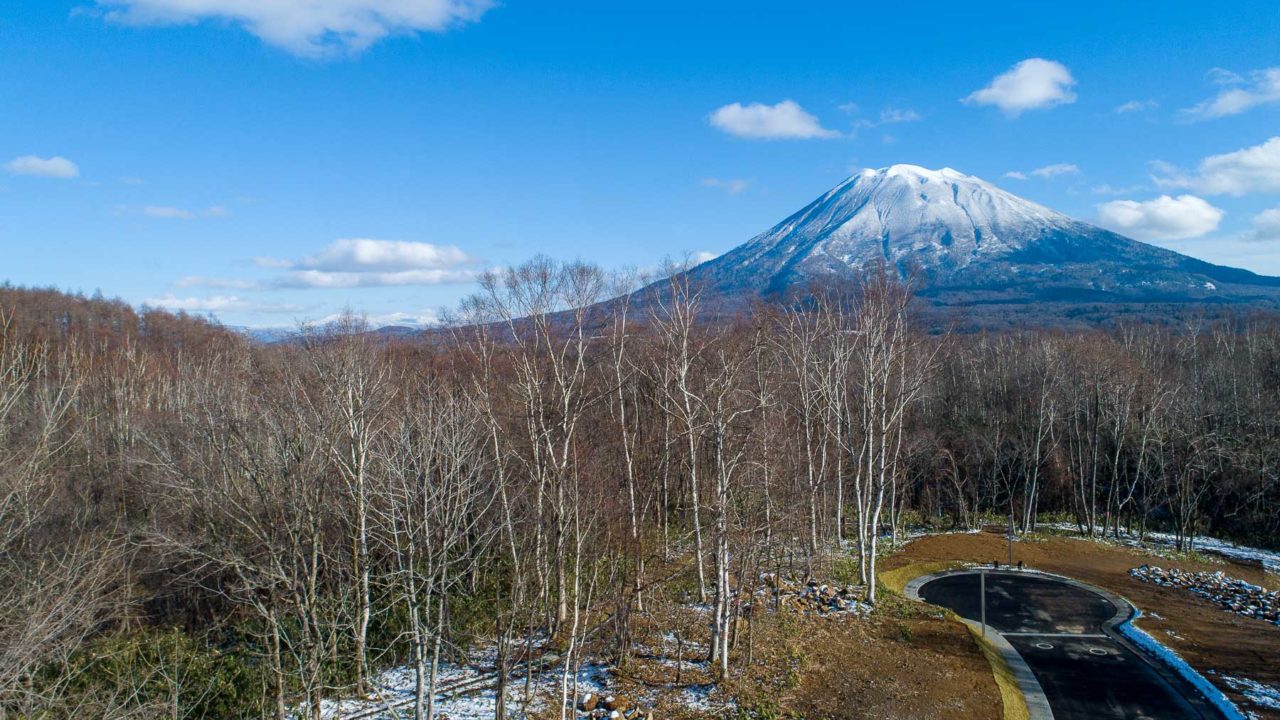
[653,164,1280,327]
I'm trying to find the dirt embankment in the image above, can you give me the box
[883,531,1280,719]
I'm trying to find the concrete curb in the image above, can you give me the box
[908,568,1236,720]
[905,571,1054,720]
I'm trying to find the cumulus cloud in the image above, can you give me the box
[964,58,1077,117]
[709,100,840,140]
[5,155,80,179]
[1096,195,1224,240]
[1154,137,1280,196]
[1183,67,1280,120]
[692,251,719,264]
[1252,208,1280,242]
[259,238,479,288]
[94,0,494,57]
[701,177,750,195]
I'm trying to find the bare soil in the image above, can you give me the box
[614,580,1002,719]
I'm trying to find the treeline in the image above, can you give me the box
[1,264,1277,718]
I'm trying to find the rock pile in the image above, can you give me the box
[760,575,873,617]
[1130,565,1280,625]
[576,692,652,719]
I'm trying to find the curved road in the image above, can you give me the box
[914,571,1225,720]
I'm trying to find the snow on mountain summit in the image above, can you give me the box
[674,164,1280,311]
[737,164,1072,277]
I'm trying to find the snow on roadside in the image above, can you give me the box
[1118,611,1248,720]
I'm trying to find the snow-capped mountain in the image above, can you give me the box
[676,164,1280,316]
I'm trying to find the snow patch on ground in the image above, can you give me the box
[316,654,611,720]
[1219,675,1280,712]
[1040,523,1279,574]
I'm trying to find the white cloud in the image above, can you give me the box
[1030,163,1081,178]
[1252,208,1280,242]
[692,251,719,264]
[134,204,227,219]
[175,276,259,290]
[277,269,475,288]
[143,294,303,313]
[295,238,472,272]
[701,177,750,195]
[964,58,1077,117]
[1183,67,1280,120]
[1004,163,1079,181]
[5,155,80,179]
[1096,195,1224,240]
[1115,99,1157,114]
[709,100,840,140]
[879,107,921,124]
[1092,183,1145,196]
[259,238,479,288]
[1192,137,1280,195]
[95,0,493,57]
[1151,138,1280,196]
[143,205,195,219]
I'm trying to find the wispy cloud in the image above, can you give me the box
[709,100,840,140]
[1114,99,1157,114]
[1031,163,1081,178]
[878,107,922,124]
[964,58,1077,117]
[1005,163,1080,180]
[1182,67,1280,120]
[139,204,229,219]
[5,155,79,179]
[143,294,304,313]
[175,276,260,290]
[701,177,750,195]
[93,0,494,57]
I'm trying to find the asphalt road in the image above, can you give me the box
[918,571,1224,720]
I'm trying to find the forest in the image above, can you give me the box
[2,260,1279,718]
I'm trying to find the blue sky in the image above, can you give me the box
[3,0,1280,327]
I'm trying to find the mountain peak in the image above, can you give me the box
[672,164,1280,315]
[866,163,966,181]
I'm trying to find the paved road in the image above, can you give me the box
[917,571,1223,720]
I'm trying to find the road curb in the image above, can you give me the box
[905,571,1053,720]
[908,568,1239,720]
